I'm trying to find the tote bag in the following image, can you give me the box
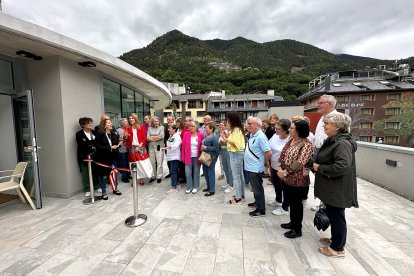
[129,151,154,179]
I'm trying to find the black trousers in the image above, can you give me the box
[284,185,309,232]
[325,204,347,251]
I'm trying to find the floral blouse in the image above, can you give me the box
[278,138,313,187]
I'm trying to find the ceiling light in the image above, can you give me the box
[78,61,96,67]
[16,50,43,60]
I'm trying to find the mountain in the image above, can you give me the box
[119,30,412,99]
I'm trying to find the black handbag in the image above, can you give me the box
[314,206,330,231]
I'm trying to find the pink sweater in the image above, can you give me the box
[181,131,204,166]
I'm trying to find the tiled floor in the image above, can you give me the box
[1,165,414,276]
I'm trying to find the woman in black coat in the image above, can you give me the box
[94,119,121,200]
[313,112,358,258]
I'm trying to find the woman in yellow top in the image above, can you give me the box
[223,112,246,204]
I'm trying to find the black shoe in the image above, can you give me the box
[165,174,171,179]
[102,193,108,200]
[280,222,292,229]
[113,190,122,195]
[247,202,256,208]
[284,230,302,239]
[201,173,204,177]
[202,188,209,192]
[122,178,130,183]
[204,192,215,197]
[149,178,156,183]
[249,210,265,217]
[157,178,162,183]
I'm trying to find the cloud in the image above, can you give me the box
[3,0,414,59]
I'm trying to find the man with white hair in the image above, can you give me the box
[312,94,338,211]
[245,117,272,217]
[201,115,212,137]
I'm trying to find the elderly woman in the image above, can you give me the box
[147,116,165,183]
[201,121,220,196]
[313,113,358,258]
[116,118,130,183]
[277,119,313,238]
[163,124,182,194]
[182,121,204,194]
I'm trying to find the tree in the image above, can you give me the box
[375,96,414,147]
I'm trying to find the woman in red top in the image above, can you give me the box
[125,113,147,184]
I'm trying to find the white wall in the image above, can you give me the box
[27,56,68,197]
[0,94,17,170]
[59,57,102,196]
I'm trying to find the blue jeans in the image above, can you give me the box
[203,157,217,192]
[118,152,129,179]
[98,175,107,194]
[185,157,200,190]
[229,151,245,199]
[271,168,289,211]
[170,160,179,188]
[248,171,265,213]
[221,148,233,186]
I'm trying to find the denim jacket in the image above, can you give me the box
[202,133,219,159]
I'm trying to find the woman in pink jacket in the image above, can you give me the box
[181,121,204,194]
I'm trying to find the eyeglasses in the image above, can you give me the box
[317,101,328,105]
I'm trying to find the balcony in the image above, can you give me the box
[0,143,413,275]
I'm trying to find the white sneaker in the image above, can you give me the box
[224,186,234,193]
[268,200,282,207]
[192,188,198,194]
[221,184,229,189]
[185,189,191,194]
[272,208,289,216]
[166,188,178,194]
[96,188,102,193]
[84,192,90,197]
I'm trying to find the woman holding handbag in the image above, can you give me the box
[125,113,147,185]
[277,119,313,238]
[201,121,219,196]
[181,121,204,194]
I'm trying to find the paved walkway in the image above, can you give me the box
[1,166,414,275]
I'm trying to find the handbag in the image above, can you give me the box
[198,151,212,166]
[314,206,330,231]
[129,151,154,179]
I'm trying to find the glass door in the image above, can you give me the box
[12,90,42,209]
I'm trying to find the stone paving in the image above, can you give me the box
[1,164,414,275]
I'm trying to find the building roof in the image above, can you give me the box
[0,13,171,109]
[172,93,210,101]
[209,94,282,101]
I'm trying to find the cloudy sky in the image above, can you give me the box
[3,0,414,60]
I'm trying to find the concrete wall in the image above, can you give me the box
[0,94,17,170]
[59,57,102,196]
[268,106,304,121]
[356,141,414,199]
[27,56,68,197]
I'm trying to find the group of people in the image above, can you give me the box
[75,94,358,258]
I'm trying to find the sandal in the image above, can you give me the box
[227,198,242,205]
[318,246,345,258]
[320,238,332,246]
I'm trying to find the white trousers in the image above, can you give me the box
[149,147,164,179]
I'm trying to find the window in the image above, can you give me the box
[135,92,143,122]
[197,111,205,117]
[385,108,401,115]
[0,59,14,90]
[385,136,399,144]
[121,86,135,118]
[220,113,226,120]
[332,83,341,87]
[188,100,196,109]
[251,100,258,108]
[103,78,121,123]
[359,122,373,129]
[143,97,150,116]
[385,122,400,129]
[359,136,373,142]
[336,95,349,102]
[237,101,245,108]
[225,102,232,108]
[361,94,375,101]
[213,102,220,109]
[361,108,374,115]
[387,93,402,100]
[166,100,179,110]
[265,100,270,107]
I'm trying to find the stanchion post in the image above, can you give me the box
[83,154,101,205]
[125,163,147,227]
